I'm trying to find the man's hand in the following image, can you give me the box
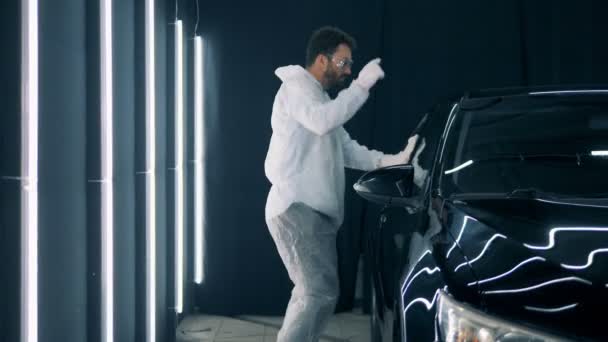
[354,58,385,91]
[401,134,419,163]
[377,134,420,168]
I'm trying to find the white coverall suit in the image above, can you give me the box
[264,64,398,342]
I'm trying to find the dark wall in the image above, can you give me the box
[0,1,21,341]
[522,1,608,85]
[372,0,523,152]
[194,0,608,315]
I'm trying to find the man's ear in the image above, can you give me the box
[317,54,328,70]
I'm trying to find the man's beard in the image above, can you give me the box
[323,68,349,91]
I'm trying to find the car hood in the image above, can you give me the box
[448,197,608,340]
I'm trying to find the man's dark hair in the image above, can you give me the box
[305,26,357,67]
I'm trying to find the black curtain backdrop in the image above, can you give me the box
[194,0,608,315]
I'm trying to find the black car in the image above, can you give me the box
[354,87,608,341]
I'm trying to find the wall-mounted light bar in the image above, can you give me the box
[100,0,114,341]
[174,19,185,314]
[21,0,39,341]
[145,0,157,340]
[194,36,205,285]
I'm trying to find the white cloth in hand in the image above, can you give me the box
[377,134,419,168]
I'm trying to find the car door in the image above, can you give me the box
[370,103,453,324]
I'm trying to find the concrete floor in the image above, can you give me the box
[176,310,371,342]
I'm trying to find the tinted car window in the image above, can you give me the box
[409,105,451,196]
[440,97,608,197]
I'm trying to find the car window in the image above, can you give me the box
[410,105,451,196]
[441,98,608,198]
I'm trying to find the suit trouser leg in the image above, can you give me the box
[267,203,340,342]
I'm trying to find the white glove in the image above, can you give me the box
[377,135,419,168]
[354,58,385,91]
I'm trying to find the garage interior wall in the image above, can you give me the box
[193,0,608,316]
[0,0,195,341]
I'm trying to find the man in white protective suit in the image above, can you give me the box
[264,26,419,342]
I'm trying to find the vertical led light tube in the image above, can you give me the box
[145,0,157,340]
[174,19,184,314]
[21,0,39,341]
[100,0,114,341]
[193,36,204,284]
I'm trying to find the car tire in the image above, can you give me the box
[370,279,382,342]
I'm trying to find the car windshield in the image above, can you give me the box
[440,97,608,199]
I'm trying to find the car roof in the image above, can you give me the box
[459,85,608,111]
[464,85,608,99]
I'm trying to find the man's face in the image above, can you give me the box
[322,44,353,90]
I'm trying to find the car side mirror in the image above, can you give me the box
[354,165,420,209]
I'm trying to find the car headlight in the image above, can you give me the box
[437,291,570,342]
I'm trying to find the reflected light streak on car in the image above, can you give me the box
[560,248,608,270]
[591,150,608,157]
[438,103,459,164]
[524,303,578,313]
[446,216,475,259]
[444,160,474,175]
[467,256,547,287]
[401,267,441,297]
[454,234,507,272]
[403,289,442,315]
[482,277,592,295]
[529,90,608,95]
[524,227,608,250]
[401,250,432,295]
[536,198,608,209]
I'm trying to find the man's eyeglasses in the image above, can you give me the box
[326,55,354,69]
